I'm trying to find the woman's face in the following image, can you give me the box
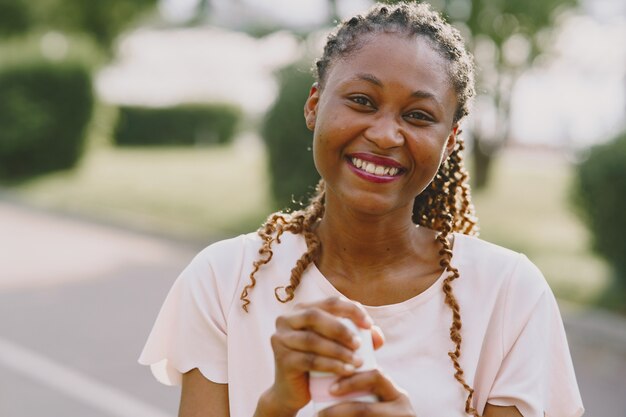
[304,32,459,219]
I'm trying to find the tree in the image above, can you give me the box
[187,0,213,26]
[464,0,577,187]
[328,0,341,24]
[3,0,158,53]
[0,0,31,37]
[0,0,158,179]
[262,63,320,210]
[380,0,578,188]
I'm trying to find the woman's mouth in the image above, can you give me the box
[346,154,405,183]
[350,156,400,176]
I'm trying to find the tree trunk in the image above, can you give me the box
[472,135,496,190]
[328,0,340,23]
[472,69,516,191]
[189,0,211,25]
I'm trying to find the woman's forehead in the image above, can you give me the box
[324,33,454,100]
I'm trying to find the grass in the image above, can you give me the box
[5,140,612,307]
[7,135,272,242]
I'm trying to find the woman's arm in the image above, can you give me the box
[483,403,523,417]
[179,368,229,417]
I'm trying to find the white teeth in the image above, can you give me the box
[350,157,401,177]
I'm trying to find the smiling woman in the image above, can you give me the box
[305,34,459,219]
[139,3,584,417]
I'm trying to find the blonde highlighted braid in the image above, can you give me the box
[240,181,326,312]
[240,3,481,415]
[417,136,479,416]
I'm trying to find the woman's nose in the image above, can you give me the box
[364,113,404,149]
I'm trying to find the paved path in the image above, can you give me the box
[1,200,625,416]
[0,200,193,416]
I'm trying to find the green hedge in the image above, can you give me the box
[0,58,94,179]
[114,104,242,146]
[573,130,626,285]
[262,63,320,210]
[0,0,31,36]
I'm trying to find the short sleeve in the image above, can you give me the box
[487,256,584,417]
[138,239,244,386]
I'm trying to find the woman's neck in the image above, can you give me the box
[314,199,437,284]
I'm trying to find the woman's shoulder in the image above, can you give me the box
[453,232,519,262]
[197,231,260,254]
[453,233,550,298]
[177,233,259,289]
[188,230,308,283]
[195,230,305,260]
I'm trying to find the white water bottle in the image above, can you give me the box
[309,318,378,413]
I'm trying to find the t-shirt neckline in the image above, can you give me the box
[296,232,463,318]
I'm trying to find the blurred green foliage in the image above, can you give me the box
[0,56,94,179]
[0,0,156,179]
[0,0,156,51]
[114,105,242,147]
[0,31,104,69]
[381,0,577,63]
[573,130,626,290]
[262,63,320,210]
[464,0,575,54]
[37,0,156,51]
[0,0,31,37]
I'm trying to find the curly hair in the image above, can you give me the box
[315,2,475,123]
[240,2,480,415]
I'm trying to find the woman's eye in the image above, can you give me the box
[406,111,434,122]
[350,96,372,106]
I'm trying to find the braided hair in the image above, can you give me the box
[241,2,480,415]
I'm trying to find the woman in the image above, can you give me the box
[139,3,584,416]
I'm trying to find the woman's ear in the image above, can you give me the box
[444,124,459,159]
[304,83,320,131]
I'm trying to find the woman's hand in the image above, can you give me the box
[257,296,384,416]
[319,369,416,417]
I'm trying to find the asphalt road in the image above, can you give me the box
[1,200,625,417]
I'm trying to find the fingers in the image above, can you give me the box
[317,370,415,417]
[271,296,386,382]
[371,325,385,350]
[277,306,360,350]
[318,401,382,417]
[282,348,360,376]
[297,296,374,330]
[275,329,363,369]
[330,369,404,402]
[318,400,413,417]
[318,400,377,417]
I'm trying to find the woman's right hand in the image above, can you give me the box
[259,296,384,416]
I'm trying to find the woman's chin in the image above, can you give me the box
[338,194,412,220]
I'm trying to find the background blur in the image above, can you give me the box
[0,0,625,416]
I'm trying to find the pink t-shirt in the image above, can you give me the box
[139,232,584,417]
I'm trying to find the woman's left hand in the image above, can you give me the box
[318,369,416,417]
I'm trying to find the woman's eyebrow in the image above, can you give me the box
[411,90,436,100]
[351,73,438,101]
[347,72,442,110]
[353,72,383,87]
[411,90,442,111]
